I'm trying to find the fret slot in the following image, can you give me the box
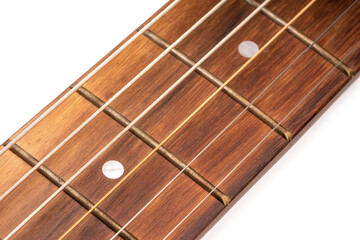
[142,29,293,141]
[244,0,355,78]
[3,140,137,240]
[72,86,231,206]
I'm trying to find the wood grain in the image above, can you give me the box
[0,0,359,239]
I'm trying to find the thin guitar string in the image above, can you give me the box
[58,1,272,238]
[109,1,359,237]
[0,0,228,203]
[62,1,317,238]
[163,40,360,240]
[3,1,233,239]
[0,0,181,202]
[0,0,180,158]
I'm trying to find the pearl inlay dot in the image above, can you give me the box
[102,160,124,179]
[238,41,259,58]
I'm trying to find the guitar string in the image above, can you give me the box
[0,0,180,158]
[109,0,359,238]
[3,1,236,238]
[163,40,360,240]
[0,0,228,203]
[59,1,315,238]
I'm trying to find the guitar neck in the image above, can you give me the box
[0,0,359,239]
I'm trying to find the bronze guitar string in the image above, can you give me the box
[111,0,360,235]
[163,40,360,240]
[60,1,315,238]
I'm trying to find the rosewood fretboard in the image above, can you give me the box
[0,0,359,239]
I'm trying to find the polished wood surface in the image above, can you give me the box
[0,0,359,239]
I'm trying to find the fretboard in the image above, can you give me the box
[0,0,359,239]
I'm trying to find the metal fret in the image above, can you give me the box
[141,29,293,141]
[3,140,137,240]
[244,0,355,78]
[73,86,231,206]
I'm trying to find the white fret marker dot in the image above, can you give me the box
[238,41,259,58]
[102,160,124,179]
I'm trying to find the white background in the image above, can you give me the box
[0,1,359,239]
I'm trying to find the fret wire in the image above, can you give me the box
[0,0,227,214]
[0,0,182,203]
[162,40,360,240]
[3,1,231,238]
[0,0,180,158]
[57,1,272,238]
[110,1,334,238]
